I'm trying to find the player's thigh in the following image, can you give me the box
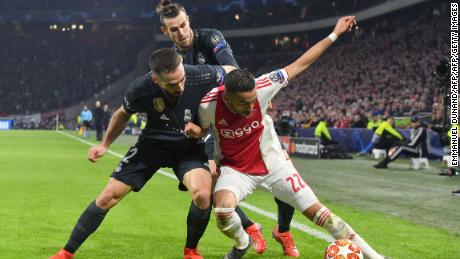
[111,144,162,192]
[214,166,257,205]
[270,162,319,212]
[174,151,210,190]
[182,167,212,193]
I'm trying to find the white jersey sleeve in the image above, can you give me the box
[256,69,289,109]
[198,87,218,129]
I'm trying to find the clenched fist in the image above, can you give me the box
[88,144,108,162]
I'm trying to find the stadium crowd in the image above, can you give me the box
[189,0,387,30]
[0,0,151,11]
[1,0,386,29]
[0,0,448,133]
[233,1,449,129]
[0,24,151,115]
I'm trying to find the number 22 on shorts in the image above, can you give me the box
[286,172,307,193]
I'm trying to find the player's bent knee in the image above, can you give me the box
[191,189,211,209]
[213,190,237,208]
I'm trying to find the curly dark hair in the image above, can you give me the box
[224,69,256,93]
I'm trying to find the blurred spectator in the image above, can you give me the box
[361,116,405,154]
[374,115,428,169]
[93,100,104,141]
[350,114,367,128]
[275,110,296,136]
[103,104,111,131]
[80,106,92,138]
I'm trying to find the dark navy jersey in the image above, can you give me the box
[122,64,225,150]
[173,28,239,68]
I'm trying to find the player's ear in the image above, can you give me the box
[151,74,160,85]
[160,26,168,35]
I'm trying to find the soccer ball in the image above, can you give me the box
[324,239,363,259]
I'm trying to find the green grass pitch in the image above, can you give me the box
[0,130,459,258]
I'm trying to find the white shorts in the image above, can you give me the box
[214,161,318,212]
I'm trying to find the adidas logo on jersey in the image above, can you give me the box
[218,119,228,126]
[160,114,170,121]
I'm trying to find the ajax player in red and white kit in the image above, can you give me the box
[185,16,384,259]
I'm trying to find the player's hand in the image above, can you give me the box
[88,144,108,162]
[333,16,358,37]
[184,122,204,139]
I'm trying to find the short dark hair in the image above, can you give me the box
[156,0,186,25]
[149,48,182,75]
[224,69,255,93]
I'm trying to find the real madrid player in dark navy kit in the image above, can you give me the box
[49,48,235,259]
[156,0,300,256]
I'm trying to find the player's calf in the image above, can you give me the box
[312,207,384,259]
[185,202,211,250]
[215,207,250,250]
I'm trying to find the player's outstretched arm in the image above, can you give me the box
[88,106,131,162]
[284,16,357,80]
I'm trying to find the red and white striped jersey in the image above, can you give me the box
[199,69,289,175]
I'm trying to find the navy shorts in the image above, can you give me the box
[111,141,209,192]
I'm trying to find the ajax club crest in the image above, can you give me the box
[153,98,165,113]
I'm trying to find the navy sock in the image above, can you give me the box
[235,206,254,229]
[185,202,211,249]
[64,201,109,253]
[275,197,295,233]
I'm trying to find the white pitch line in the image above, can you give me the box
[56,130,334,242]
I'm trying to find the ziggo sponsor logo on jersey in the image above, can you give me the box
[220,121,261,139]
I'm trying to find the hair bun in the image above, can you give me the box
[156,0,172,15]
